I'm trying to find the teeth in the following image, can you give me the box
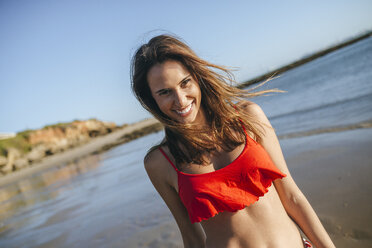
[176,103,192,114]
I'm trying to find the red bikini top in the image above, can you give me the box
[158,125,286,223]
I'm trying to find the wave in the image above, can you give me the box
[277,120,372,139]
[269,92,372,121]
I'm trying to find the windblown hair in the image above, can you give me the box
[131,34,279,168]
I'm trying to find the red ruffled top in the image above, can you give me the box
[158,127,286,223]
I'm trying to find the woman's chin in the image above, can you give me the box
[174,113,197,125]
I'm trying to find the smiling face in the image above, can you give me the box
[147,60,206,125]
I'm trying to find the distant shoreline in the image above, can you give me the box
[237,31,372,89]
[277,120,372,139]
[0,119,162,186]
[1,118,371,187]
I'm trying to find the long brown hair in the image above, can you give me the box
[131,34,278,167]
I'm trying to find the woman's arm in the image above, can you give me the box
[144,149,206,248]
[241,102,335,248]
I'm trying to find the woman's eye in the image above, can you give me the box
[158,89,170,96]
[181,79,191,88]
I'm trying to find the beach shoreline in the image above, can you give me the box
[0,118,160,187]
[1,117,370,189]
[1,126,370,248]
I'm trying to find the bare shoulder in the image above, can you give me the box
[144,147,169,179]
[236,100,269,122]
[144,145,178,190]
[236,100,273,137]
[144,147,162,170]
[236,99,256,109]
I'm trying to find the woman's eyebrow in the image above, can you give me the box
[155,74,192,94]
[178,74,191,84]
[155,88,169,94]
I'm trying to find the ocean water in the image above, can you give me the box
[249,36,372,135]
[0,132,167,248]
[0,37,371,247]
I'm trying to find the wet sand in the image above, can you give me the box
[124,128,372,248]
[285,128,372,247]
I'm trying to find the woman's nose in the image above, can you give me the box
[174,90,187,106]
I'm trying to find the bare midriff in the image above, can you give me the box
[200,185,304,248]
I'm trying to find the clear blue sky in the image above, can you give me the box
[1,0,371,133]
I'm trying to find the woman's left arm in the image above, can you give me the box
[242,102,336,248]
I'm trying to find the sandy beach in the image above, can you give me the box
[123,127,372,248]
[0,125,371,248]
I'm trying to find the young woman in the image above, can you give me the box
[131,34,335,248]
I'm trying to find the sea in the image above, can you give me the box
[0,36,371,248]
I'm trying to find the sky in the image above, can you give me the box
[1,0,371,133]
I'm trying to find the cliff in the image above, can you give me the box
[0,119,121,175]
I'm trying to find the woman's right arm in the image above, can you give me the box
[144,149,206,248]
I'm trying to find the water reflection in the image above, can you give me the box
[0,154,102,233]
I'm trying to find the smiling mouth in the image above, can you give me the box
[174,102,193,115]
